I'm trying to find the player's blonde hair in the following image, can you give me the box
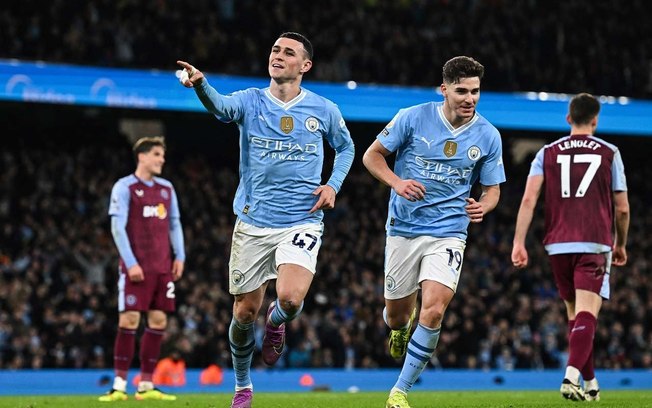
[133,136,166,162]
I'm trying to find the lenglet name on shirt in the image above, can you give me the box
[558,139,602,151]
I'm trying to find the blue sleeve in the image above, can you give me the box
[111,214,138,269]
[108,180,138,268]
[529,148,545,177]
[168,188,186,261]
[479,130,506,186]
[194,80,246,122]
[612,150,627,191]
[324,109,355,193]
[377,109,410,153]
[108,179,130,217]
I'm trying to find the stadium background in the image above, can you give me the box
[0,0,651,395]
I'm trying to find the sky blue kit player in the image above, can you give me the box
[380,97,505,239]
[177,32,354,408]
[364,56,505,408]
[192,81,352,227]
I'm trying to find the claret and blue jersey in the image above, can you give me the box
[529,134,627,254]
[196,81,354,228]
[378,101,506,239]
[108,174,184,273]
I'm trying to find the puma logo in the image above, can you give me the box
[420,136,434,149]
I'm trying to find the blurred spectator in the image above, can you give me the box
[0,130,650,372]
[1,1,651,98]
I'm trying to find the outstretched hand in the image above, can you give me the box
[176,60,204,87]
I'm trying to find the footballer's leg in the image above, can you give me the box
[564,285,601,401]
[263,263,312,365]
[135,325,177,401]
[229,287,265,408]
[570,319,599,401]
[263,227,320,366]
[262,299,288,365]
[135,279,177,401]
[99,308,140,402]
[390,280,448,397]
[576,255,606,403]
[383,236,421,359]
[385,303,417,359]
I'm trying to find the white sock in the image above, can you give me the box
[235,384,253,392]
[585,378,599,391]
[112,376,127,392]
[390,387,406,396]
[138,381,154,392]
[564,366,581,384]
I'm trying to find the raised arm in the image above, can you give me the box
[176,60,242,120]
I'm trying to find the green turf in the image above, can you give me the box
[2,391,652,408]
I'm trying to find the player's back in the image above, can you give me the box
[542,135,616,248]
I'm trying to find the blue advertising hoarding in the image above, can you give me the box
[1,59,651,135]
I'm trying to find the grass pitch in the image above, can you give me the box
[2,390,652,408]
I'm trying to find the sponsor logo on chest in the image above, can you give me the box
[143,203,167,219]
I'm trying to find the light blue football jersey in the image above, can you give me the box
[196,81,354,228]
[378,101,506,239]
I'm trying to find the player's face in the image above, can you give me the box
[268,37,312,82]
[140,146,165,176]
[441,77,481,121]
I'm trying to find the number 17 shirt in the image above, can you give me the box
[529,134,627,254]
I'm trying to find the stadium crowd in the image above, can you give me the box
[1,0,651,380]
[0,131,650,373]
[2,0,652,98]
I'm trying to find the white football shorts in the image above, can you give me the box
[229,218,323,295]
[384,235,466,299]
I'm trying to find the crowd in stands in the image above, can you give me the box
[2,0,652,98]
[0,131,650,373]
[1,0,651,377]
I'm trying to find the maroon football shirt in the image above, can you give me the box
[541,135,615,248]
[121,179,173,274]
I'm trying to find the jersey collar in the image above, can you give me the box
[437,104,479,137]
[264,88,307,110]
